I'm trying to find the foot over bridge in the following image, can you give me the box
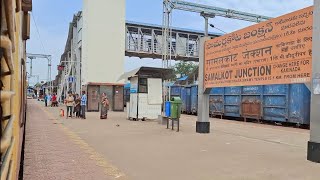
[125,21,221,61]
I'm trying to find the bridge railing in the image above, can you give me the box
[125,22,217,61]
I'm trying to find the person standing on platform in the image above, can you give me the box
[48,93,52,107]
[73,93,77,104]
[81,91,87,119]
[66,92,74,119]
[44,93,48,107]
[100,93,109,119]
[51,93,58,107]
[74,94,81,118]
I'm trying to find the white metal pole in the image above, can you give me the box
[307,0,320,163]
[204,17,208,36]
[47,58,50,93]
[30,58,33,76]
[196,37,210,133]
[50,56,52,93]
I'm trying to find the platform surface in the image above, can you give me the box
[24,100,320,180]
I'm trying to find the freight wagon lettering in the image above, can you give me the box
[243,87,259,91]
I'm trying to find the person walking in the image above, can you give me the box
[81,91,87,119]
[66,92,75,119]
[44,93,48,107]
[100,93,109,119]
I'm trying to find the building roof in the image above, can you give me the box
[164,82,175,87]
[86,82,125,86]
[177,76,188,81]
[118,67,175,81]
[126,21,223,36]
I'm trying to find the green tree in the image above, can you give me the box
[173,61,198,78]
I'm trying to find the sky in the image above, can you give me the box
[26,0,313,85]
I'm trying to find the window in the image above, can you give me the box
[20,59,26,126]
[138,78,148,93]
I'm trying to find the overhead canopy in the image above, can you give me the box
[118,67,175,81]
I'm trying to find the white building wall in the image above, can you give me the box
[76,14,83,93]
[82,0,125,84]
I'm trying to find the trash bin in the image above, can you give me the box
[165,101,171,117]
[170,97,182,119]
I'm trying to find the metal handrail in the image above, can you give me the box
[0,137,15,180]
[6,160,14,180]
[0,36,14,73]
[0,91,15,102]
[0,116,14,153]
[4,0,16,52]
[16,0,22,12]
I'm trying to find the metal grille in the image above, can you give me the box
[125,21,218,62]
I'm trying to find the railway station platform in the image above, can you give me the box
[23,99,319,180]
[23,100,115,180]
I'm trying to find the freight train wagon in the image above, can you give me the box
[172,84,310,125]
[170,85,191,113]
[210,84,310,125]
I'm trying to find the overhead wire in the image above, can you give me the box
[31,12,47,54]
[214,26,227,34]
[209,24,228,34]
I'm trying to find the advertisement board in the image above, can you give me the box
[204,6,313,88]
